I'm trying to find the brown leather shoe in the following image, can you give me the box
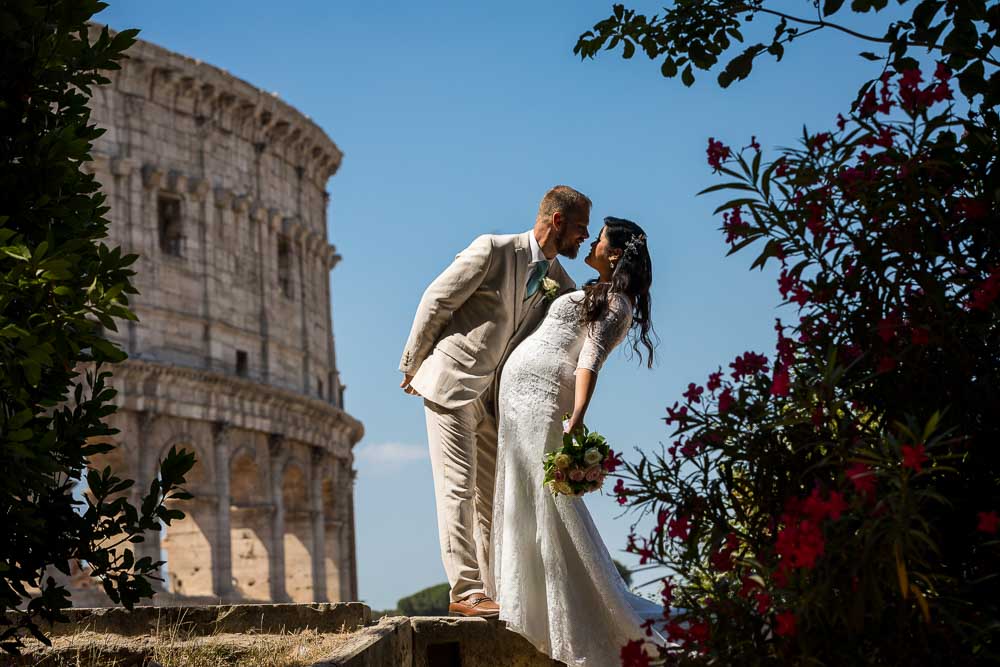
[448,594,500,618]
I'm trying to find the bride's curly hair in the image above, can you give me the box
[579,217,657,368]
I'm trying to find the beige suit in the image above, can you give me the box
[400,231,574,601]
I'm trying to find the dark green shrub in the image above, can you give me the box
[0,0,195,653]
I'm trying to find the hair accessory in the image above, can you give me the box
[623,233,647,257]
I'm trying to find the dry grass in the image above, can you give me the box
[16,627,352,666]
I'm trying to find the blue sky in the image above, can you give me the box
[97,1,909,610]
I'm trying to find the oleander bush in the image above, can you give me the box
[576,1,998,664]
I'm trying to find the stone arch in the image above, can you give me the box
[229,445,270,600]
[155,433,212,491]
[281,460,314,602]
[158,432,216,599]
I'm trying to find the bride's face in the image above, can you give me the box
[584,226,620,277]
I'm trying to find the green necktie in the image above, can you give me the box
[525,260,550,300]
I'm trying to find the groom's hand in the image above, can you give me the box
[400,373,420,396]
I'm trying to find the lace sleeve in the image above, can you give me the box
[576,293,633,374]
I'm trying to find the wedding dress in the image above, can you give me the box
[492,289,663,666]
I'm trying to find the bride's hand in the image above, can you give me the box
[563,413,586,435]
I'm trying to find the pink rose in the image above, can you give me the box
[569,468,585,482]
[585,465,601,482]
[554,469,565,482]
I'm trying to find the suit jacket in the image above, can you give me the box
[400,231,576,409]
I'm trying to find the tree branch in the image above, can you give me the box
[736,3,1000,69]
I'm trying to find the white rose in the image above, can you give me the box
[584,447,602,465]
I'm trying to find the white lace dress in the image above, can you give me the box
[492,290,662,666]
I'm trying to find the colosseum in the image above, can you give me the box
[77,26,364,604]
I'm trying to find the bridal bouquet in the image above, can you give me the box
[543,424,622,496]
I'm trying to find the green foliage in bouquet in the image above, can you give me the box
[543,424,620,497]
[577,1,999,664]
[0,0,195,654]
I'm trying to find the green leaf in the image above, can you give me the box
[697,182,757,196]
[1,244,31,261]
[681,64,694,87]
[823,0,846,15]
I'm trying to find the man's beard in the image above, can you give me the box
[557,227,580,259]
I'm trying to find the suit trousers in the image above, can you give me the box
[423,396,498,602]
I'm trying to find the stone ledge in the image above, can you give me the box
[312,616,412,667]
[409,616,562,667]
[48,602,371,637]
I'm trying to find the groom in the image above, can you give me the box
[399,185,590,617]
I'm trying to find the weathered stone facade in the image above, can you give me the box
[79,26,364,604]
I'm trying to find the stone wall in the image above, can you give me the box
[71,25,364,605]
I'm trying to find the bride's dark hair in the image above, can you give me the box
[579,217,656,368]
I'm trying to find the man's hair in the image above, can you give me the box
[537,185,591,222]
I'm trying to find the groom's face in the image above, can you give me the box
[555,209,591,259]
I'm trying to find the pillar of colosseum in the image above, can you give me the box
[78,25,364,605]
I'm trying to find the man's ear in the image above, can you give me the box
[551,211,563,230]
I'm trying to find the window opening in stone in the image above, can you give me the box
[157,194,184,257]
[277,236,293,298]
[236,350,248,377]
[318,378,324,399]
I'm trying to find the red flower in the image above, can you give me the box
[825,491,847,520]
[776,517,825,570]
[614,478,629,505]
[687,620,710,645]
[876,355,897,374]
[664,402,689,426]
[718,387,735,413]
[755,590,772,615]
[707,371,722,392]
[791,285,811,307]
[603,449,624,473]
[778,269,797,300]
[968,267,1000,311]
[977,511,999,534]
[738,576,761,598]
[668,514,690,540]
[723,207,750,244]
[802,487,847,522]
[749,135,761,151]
[683,382,705,404]
[901,443,929,473]
[656,508,669,533]
[730,351,769,380]
[770,366,790,397]
[710,546,735,572]
[775,610,797,637]
[836,113,847,131]
[809,132,832,153]
[620,639,650,667]
[660,578,675,606]
[956,197,988,220]
[706,137,732,171]
[876,314,899,343]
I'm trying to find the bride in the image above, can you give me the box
[492,216,662,666]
